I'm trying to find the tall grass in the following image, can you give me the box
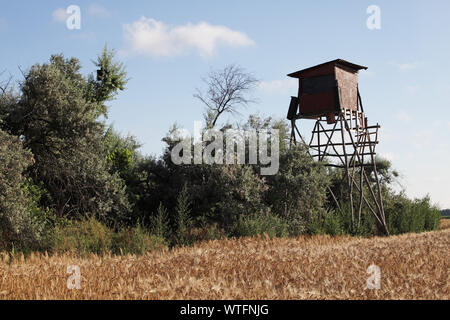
[49,216,167,256]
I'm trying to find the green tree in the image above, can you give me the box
[1,51,130,222]
[0,128,39,249]
[87,45,128,116]
[266,145,330,235]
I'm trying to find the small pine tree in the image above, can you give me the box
[152,203,170,240]
[175,183,192,245]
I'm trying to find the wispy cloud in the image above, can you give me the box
[52,8,69,23]
[87,3,110,18]
[121,17,255,57]
[258,78,297,94]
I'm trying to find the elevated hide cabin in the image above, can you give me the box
[286,59,367,124]
[285,59,389,235]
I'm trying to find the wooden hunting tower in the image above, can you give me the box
[287,59,367,123]
[287,59,388,235]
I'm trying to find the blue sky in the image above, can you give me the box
[1,0,450,208]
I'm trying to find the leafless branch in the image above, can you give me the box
[0,70,13,95]
[194,64,259,128]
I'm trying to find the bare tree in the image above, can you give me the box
[194,64,259,128]
[0,70,12,95]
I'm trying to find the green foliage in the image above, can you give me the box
[87,45,128,115]
[242,114,290,155]
[185,222,227,243]
[50,217,167,255]
[306,209,344,236]
[346,203,377,236]
[231,211,289,238]
[107,147,133,177]
[1,53,131,222]
[159,124,271,228]
[321,211,343,236]
[111,223,167,255]
[368,156,400,186]
[174,184,193,245]
[266,144,330,234]
[0,129,40,250]
[52,216,113,255]
[211,164,269,226]
[152,203,171,240]
[21,178,70,249]
[0,49,445,255]
[386,195,441,234]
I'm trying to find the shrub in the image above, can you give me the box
[112,224,167,255]
[174,184,193,246]
[151,203,171,240]
[307,210,344,236]
[386,195,441,234]
[266,145,330,228]
[184,223,227,243]
[322,211,343,235]
[333,201,378,236]
[0,129,41,251]
[173,163,270,229]
[51,217,113,255]
[231,211,289,238]
[50,217,168,255]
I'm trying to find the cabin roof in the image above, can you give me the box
[287,59,367,78]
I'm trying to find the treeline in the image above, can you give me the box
[0,49,441,254]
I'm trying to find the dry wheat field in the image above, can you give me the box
[0,222,449,300]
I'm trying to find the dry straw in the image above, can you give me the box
[0,224,448,299]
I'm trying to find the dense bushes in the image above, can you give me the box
[49,217,167,255]
[1,51,131,223]
[265,144,330,235]
[386,195,441,235]
[231,211,289,238]
[0,129,40,251]
[299,194,441,237]
[0,50,444,255]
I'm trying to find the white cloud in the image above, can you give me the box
[52,8,69,23]
[88,3,110,18]
[258,78,297,94]
[122,17,255,57]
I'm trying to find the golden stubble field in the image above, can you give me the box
[1,221,449,300]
